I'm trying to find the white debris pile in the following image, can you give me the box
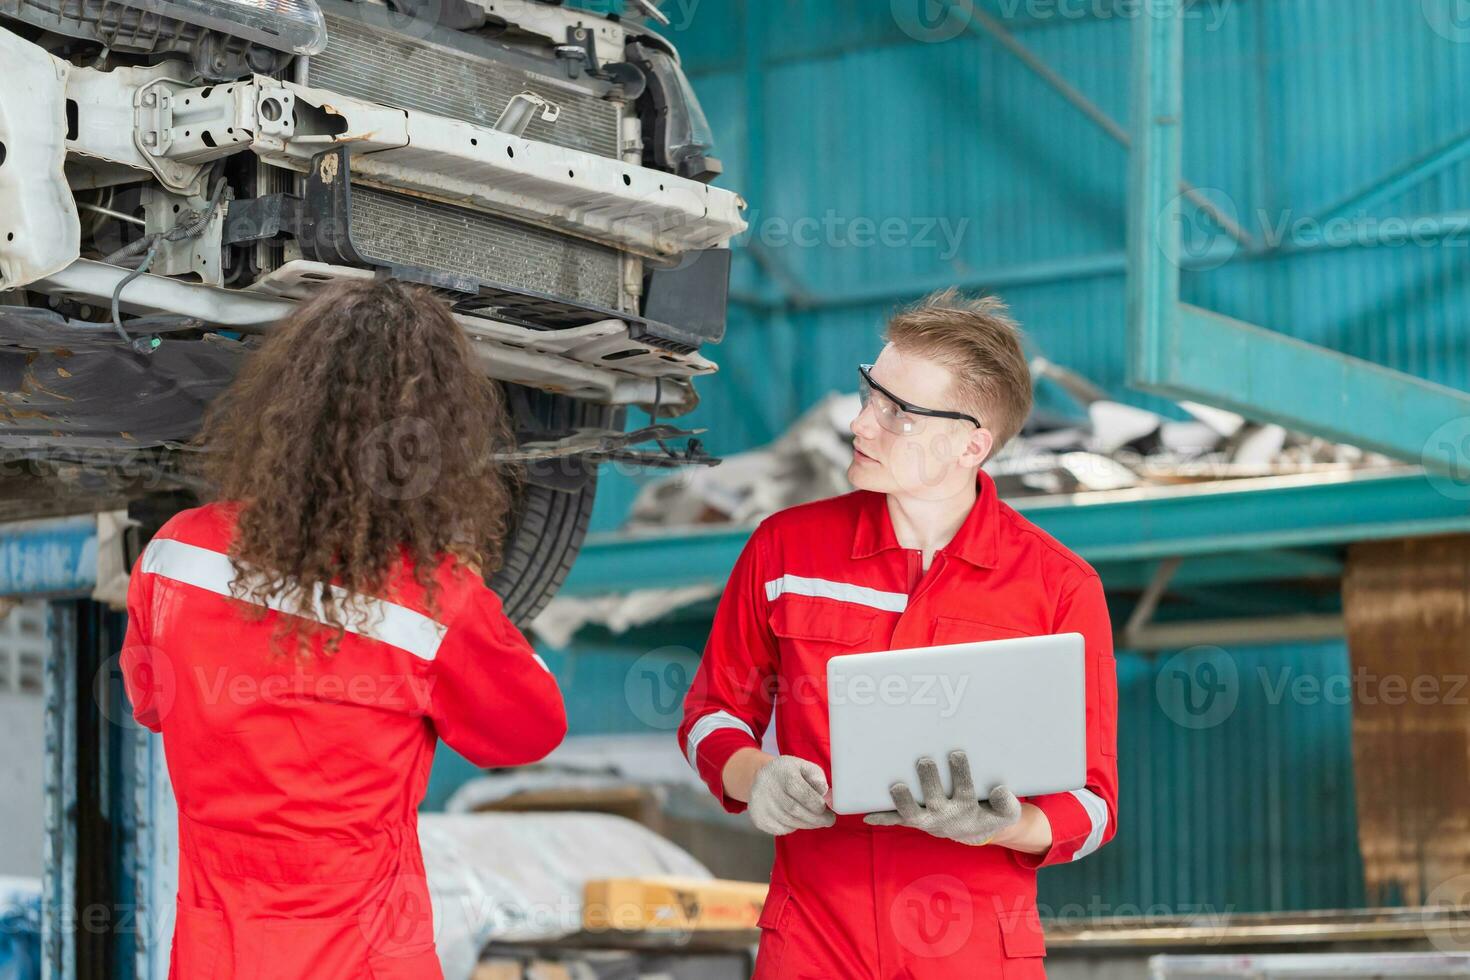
[619,358,1397,528]
[988,393,1395,498]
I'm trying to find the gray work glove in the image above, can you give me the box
[862,750,1021,845]
[747,755,837,835]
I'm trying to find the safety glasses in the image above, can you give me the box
[857,363,983,436]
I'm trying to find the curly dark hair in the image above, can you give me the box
[190,277,524,658]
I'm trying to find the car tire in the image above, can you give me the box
[490,386,624,627]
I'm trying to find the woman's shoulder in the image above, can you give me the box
[387,543,488,614]
[145,498,244,546]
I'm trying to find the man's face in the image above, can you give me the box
[847,344,993,502]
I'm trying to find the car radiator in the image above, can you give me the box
[309,8,623,160]
[251,3,627,312]
[348,186,623,310]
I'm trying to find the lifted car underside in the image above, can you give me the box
[0,0,746,620]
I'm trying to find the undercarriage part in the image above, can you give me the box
[222,168,626,312]
[488,422,717,469]
[244,156,294,283]
[0,310,714,565]
[0,302,712,454]
[440,0,631,55]
[141,183,227,285]
[0,456,158,521]
[31,258,710,410]
[3,5,735,416]
[307,0,622,159]
[553,22,647,98]
[102,174,229,350]
[88,63,744,261]
[0,306,248,450]
[63,60,209,196]
[643,248,731,347]
[35,258,296,325]
[347,186,624,312]
[236,69,746,257]
[134,77,254,175]
[494,91,560,137]
[0,29,81,288]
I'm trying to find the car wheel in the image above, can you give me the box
[490,386,625,626]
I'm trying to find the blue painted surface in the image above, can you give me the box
[0,879,41,980]
[0,519,96,598]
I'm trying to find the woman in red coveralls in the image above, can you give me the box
[120,278,567,980]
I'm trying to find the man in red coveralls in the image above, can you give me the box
[678,289,1119,978]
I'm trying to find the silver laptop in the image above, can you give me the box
[826,632,1086,815]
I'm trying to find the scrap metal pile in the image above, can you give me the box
[623,358,1396,531]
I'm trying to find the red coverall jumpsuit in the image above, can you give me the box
[677,470,1119,979]
[119,500,567,980]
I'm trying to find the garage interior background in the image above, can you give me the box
[6,0,1470,975]
[445,0,1470,915]
[508,0,1470,922]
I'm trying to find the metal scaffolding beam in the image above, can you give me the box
[1309,126,1470,228]
[562,470,1470,596]
[1125,0,1470,473]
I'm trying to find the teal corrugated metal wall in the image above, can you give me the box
[555,0,1470,912]
[1041,640,1365,915]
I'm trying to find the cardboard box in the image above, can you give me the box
[583,876,768,932]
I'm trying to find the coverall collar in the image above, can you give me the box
[851,467,1001,569]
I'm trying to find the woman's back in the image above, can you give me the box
[117,278,565,980]
[122,499,565,979]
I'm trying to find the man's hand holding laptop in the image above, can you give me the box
[864,750,1022,845]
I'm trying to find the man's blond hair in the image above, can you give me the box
[883,287,1033,453]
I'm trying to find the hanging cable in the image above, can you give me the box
[109,237,164,351]
[108,176,229,353]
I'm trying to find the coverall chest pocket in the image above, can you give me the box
[929,615,1033,646]
[769,598,882,709]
